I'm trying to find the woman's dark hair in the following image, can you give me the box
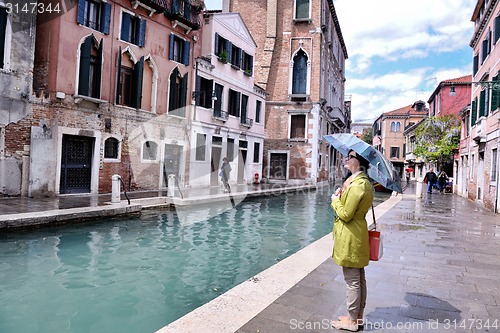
[349,150,370,172]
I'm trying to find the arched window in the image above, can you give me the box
[116,47,144,108]
[104,137,119,159]
[390,121,396,132]
[143,141,157,160]
[292,50,307,94]
[396,122,401,132]
[78,35,102,98]
[168,67,188,117]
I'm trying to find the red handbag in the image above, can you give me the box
[369,205,383,261]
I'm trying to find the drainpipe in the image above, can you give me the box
[495,139,500,213]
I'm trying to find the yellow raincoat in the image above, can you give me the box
[331,172,374,268]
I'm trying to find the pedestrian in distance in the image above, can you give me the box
[330,150,374,332]
[219,157,231,193]
[423,168,437,194]
[437,171,449,193]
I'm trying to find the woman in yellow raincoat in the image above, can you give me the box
[330,149,374,332]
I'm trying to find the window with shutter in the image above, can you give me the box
[77,0,111,34]
[169,34,189,65]
[471,98,477,125]
[121,12,146,47]
[253,142,260,163]
[143,141,158,160]
[495,16,500,44]
[228,89,240,117]
[78,36,102,98]
[479,90,486,117]
[255,100,261,123]
[168,68,187,117]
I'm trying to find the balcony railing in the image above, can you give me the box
[164,0,202,30]
[327,106,347,127]
[240,117,253,127]
[213,109,229,121]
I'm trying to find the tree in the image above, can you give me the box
[361,128,373,144]
[413,115,460,167]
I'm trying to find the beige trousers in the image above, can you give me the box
[342,266,366,320]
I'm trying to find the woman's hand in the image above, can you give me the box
[331,188,342,200]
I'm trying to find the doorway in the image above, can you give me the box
[210,136,223,186]
[60,134,94,194]
[163,144,182,186]
[269,153,288,180]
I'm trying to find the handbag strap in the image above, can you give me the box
[371,204,377,230]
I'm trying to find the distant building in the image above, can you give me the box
[351,122,372,137]
[373,101,428,176]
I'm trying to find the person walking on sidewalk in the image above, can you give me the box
[219,157,232,193]
[437,171,448,193]
[330,150,374,332]
[423,168,437,194]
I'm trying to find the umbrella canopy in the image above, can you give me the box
[405,168,414,172]
[324,133,402,193]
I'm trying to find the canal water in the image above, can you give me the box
[0,188,390,333]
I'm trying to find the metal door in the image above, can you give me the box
[60,135,94,194]
[269,153,287,180]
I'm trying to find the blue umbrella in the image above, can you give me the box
[324,133,402,193]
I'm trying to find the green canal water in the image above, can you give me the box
[0,188,390,333]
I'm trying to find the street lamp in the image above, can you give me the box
[449,81,500,96]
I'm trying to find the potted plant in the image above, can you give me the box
[219,50,228,63]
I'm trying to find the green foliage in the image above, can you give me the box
[361,128,373,144]
[413,115,460,164]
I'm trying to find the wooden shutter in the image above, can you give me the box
[495,16,500,44]
[137,19,146,47]
[78,37,92,96]
[182,40,190,65]
[235,92,241,117]
[492,75,499,112]
[479,90,486,117]
[471,98,477,125]
[121,13,130,42]
[169,33,175,60]
[95,39,103,97]
[227,41,232,63]
[214,32,219,56]
[101,3,111,34]
[180,73,188,111]
[168,69,177,112]
[131,56,144,109]
[195,75,201,105]
[77,0,85,25]
[115,47,122,104]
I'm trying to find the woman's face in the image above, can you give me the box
[344,152,360,173]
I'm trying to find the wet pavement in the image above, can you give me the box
[1,182,500,332]
[234,183,500,332]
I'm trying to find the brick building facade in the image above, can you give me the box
[227,0,349,185]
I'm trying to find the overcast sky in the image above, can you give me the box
[203,0,476,122]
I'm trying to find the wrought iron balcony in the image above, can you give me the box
[164,0,202,31]
[213,109,228,122]
[240,117,253,128]
[327,106,346,127]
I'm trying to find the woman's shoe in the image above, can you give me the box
[338,316,364,330]
[332,318,359,332]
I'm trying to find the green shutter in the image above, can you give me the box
[78,37,92,96]
[180,73,188,113]
[168,69,177,112]
[131,56,144,109]
[471,98,477,125]
[115,47,122,104]
[479,90,486,117]
[95,39,103,98]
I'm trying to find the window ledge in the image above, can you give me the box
[74,95,107,105]
[293,18,312,23]
[288,138,307,142]
[230,64,240,70]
